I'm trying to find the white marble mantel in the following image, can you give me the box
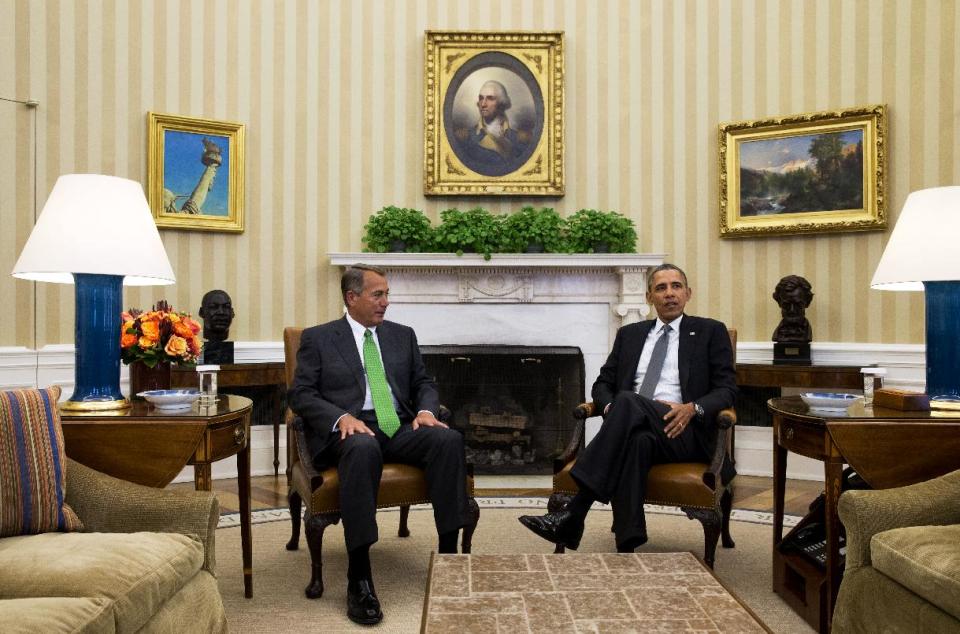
[329,253,666,327]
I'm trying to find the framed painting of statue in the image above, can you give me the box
[719,104,886,238]
[147,112,245,233]
[424,31,564,196]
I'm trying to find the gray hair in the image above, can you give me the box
[647,263,689,291]
[480,80,512,112]
[341,264,387,304]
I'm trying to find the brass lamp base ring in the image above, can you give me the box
[60,397,131,412]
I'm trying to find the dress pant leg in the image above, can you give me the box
[333,433,384,551]
[570,391,670,503]
[384,425,469,535]
[609,428,658,547]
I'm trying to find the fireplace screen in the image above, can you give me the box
[422,346,585,475]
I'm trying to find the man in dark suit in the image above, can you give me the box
[519,263,737,552]
[288,264,469,626]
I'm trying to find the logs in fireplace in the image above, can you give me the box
[422,346,585,475]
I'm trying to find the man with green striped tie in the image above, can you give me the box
[289,264,470,626]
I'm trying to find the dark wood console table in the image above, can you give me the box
[60,395,255,598]
[769,396,960,632]
[172,362,286,476]
[737,363,864,390]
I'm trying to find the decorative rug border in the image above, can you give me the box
[218,498,801,529]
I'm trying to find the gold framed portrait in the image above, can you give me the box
[424,31,564,196]
[147,112,245,233]
[719,104,886,238]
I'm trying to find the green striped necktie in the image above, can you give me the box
[363,329,401,437]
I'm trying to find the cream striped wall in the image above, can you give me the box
[2,0,958,350]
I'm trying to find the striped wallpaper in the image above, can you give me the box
[1,0,957,350]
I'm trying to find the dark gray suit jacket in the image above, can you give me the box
[592,314,738,458]
[288,317,440,464]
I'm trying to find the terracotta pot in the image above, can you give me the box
[129,361,172,397]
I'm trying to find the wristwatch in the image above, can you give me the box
[693,402,705,418]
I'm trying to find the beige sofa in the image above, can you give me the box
[833,468,960,633]
[0,459,227,633]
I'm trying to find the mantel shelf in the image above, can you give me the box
[329,252,666,269]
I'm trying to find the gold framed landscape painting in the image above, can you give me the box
[719,104,886,238]
[424,31,564,196]
[147,112,245,233]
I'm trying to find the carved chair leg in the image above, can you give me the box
[303,511,340,599]
[398,505,411,538]
[286,489,302,551]
[683,506,721,569]
[460,497,480,554]
[720,488,736,549]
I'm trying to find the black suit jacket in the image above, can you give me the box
[288,317,440,464]
[592,314,737,457]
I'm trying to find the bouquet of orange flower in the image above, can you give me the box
[120,300,203,367]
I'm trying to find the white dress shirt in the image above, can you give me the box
[633,315,683,403]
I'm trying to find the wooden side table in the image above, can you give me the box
[60,395,255,598]
[172,362,286,476]
[737,363,864,391]
[768,396,960,632]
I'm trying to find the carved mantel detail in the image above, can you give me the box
[328,253,666,327]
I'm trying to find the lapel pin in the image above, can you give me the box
[689,331,696,335]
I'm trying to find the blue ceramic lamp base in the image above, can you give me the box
[924,281,960,410]
[60,273,130,411]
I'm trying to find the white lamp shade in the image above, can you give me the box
[871,186,960,291]
[11,174,175,286]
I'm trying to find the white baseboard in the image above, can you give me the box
[0,340,923,482]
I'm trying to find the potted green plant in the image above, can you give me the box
[565,209,637,253]
[500,206,568,253]
[361,206,433,253]
[431,207,503,260]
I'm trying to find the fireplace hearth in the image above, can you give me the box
[423,345,584,475]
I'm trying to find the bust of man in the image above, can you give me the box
[198,289,235,343]
[772,275,813,344]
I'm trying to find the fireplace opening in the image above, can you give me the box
[422,346,585,475]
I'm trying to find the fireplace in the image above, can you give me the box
[423,345,584,475]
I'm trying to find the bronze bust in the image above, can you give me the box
[772,275,813,364]
[198,289,234,342]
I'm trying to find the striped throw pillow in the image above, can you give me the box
[0,386,83,536]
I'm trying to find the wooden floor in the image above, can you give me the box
[177,473,824,518]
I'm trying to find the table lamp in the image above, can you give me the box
[11,174,176,411]
[871,186,960,409]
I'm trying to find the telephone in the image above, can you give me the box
[782,522,846,568]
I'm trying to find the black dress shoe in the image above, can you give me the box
[347,579,383,625]
[518,510,585,550]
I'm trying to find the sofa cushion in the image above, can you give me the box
[0,597,115,633]
[0,386,82,537]
[0,531,204,632]
[871,524,960,621]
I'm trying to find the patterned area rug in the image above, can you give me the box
[215,502,812,633]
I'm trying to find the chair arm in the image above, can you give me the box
[839,469,960,571]
[291,417,325,484]
[553,402,593,471]
[65,458,220,574]
[716,407,736,429]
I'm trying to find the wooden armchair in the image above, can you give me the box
[282,326,480,599]
[549,329,738,568]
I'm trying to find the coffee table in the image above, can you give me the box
[421,552,770,632]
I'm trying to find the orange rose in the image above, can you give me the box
[173,321,194,338]
[188,336,202,357]
[140,320,160,342]
[164,335,188,358]
[121,333,137,348]
[138,336,156,350]
[182,316,202,335]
